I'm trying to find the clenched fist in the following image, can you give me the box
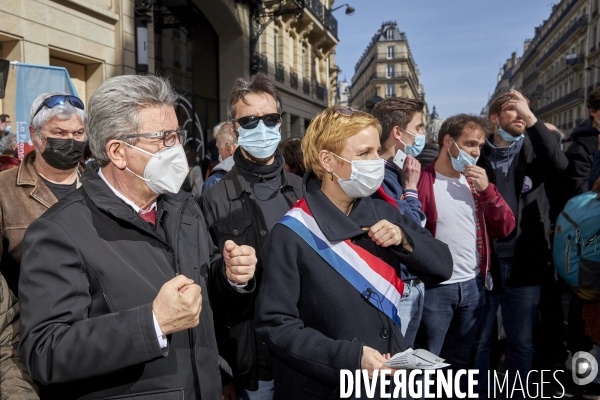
[366,219,404,248]
[223,240,257,285]
[152,274,202,335]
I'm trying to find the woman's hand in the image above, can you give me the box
[361,346,387,378]
[367,220,404,248]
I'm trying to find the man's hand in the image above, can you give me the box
[366,220,403,248]
[463,165,489,193]
[400,155,421,191]
[152,275,202,336]
[502,89,537,127]
[224,240,257,285]
[361,346,387,378]
[222,383,237,400]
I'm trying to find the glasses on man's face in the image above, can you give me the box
[332,106,361,116]
[231,113,281,130]
[118,130,188,147]
[33,95,85,118]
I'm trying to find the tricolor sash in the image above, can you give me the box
[278,198,405,328]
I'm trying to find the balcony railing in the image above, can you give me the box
[303,78,310,95]
[324,9,338,38]
[316,84,326,101]
[290,70,298,89]
[536,15,588,67]
[305,0,338,38]
[275,63,285,83]
[385,93,396,98]
[535,88,584,116]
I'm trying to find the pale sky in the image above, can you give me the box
[335,0,558,118]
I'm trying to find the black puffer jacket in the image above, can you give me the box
[255,171,452,400]
[19,165,242,399]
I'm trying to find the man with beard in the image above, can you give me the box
[473,90,567,397]
[199,74,303,400]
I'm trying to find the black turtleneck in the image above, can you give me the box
[233,148,292,229]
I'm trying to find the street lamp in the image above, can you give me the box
[331,3,355,15]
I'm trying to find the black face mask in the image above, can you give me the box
[40,138,85,170]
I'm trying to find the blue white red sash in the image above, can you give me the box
[278,199,405,328]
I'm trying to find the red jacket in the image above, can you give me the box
[417,159,516,280]
[0,155,20,172]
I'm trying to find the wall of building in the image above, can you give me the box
[485,0,600,132]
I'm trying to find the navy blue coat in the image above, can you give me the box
[255,172,452,399]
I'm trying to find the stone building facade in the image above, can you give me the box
[349,21,428,126]
[0,0,339,147]
[484,0,600,131]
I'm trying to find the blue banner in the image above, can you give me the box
[15,63,78,159]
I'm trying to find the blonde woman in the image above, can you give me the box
[255,106,452,399]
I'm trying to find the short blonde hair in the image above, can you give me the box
[302,106,381,180]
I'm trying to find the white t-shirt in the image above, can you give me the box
[433,172,479,284]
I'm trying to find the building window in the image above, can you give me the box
[387,64,394,78]
[387,46,394,59]
[302,48,306,78]
[188,52,192,69]
[386,84,395,97]
[274,29,279,64]
[386,29,393,40]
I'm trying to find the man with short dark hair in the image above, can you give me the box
[474,90,567,396]
[199,74,303,399]
[417,114,515,372]
[371,97,426,347]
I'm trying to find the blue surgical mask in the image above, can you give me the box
[449,139,478,172]
[497,126,524,143]
[401,129,425,157]
[4,125,11,133]
[237,120,281,159]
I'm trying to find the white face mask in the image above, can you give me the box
[330,152,385,198]
[122,142,189,194]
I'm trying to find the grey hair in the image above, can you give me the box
[227,73,282,120]
[30,92,87,134]
[87,75,178,166]
[214,122,235,148]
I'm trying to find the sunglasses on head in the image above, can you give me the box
[231,113,281,130]
[332,106,361,116]
[33,95,85,118]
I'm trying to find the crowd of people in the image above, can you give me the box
[0,72,599,400]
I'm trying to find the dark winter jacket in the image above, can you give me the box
[18,165,242,399]
[478,120,568,289]
[590,151,600,190]
[553,118,598,213]
[415,143,439,168]
[199,157,303,391]
[254,171,453,400]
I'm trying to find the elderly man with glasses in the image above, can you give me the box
[18,75,257,400]
[0,92,86,399]
[198,74,303,400]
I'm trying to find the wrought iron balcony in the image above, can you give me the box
[535,88,584,116]
[275,63,285,83]
[535,15,588,67]
[290,70,298,89]
[305,0,338,37]
[303,78,310,95]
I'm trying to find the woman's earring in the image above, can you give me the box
[329,171,333,181]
